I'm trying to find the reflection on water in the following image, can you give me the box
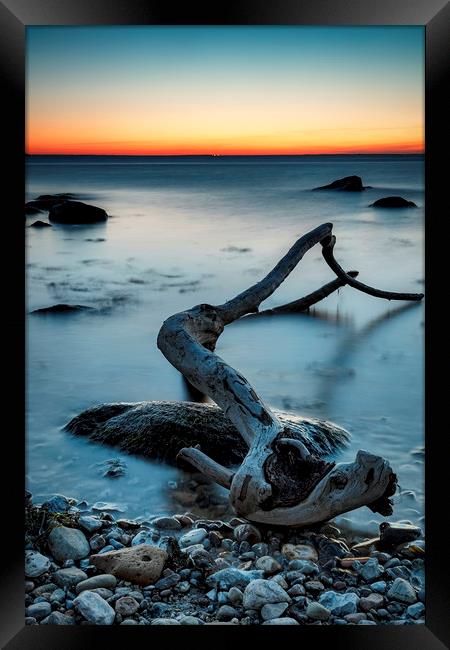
[26,155,424,534]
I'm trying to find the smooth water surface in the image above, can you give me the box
[26,155,424,534]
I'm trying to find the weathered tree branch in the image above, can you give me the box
[156,223,420,524]
[321,235,424,302]
[258,270,359,315]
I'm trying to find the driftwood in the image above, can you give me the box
[155,223,423,526]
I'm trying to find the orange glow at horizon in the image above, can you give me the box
[26,26,424,157]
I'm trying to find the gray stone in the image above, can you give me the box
[262,617,299,625]
[75,574,117,593]
[54,567,88,589]
[387,578,417,604]
[228,587,243,604]
[288,584,305,597]
[345,613,367,623]
[206,568,263,590]
[131,529,155,546]
[306,601,331,620]
[216,605,238,621]
[74,590,116,625]
[243,579,291,610]
[270,575,289,590]
[41,495,71,513]
[287,560,318,576]
[233,524,261,545]
[78,516,103,533]
[281,543,318,562]
[255,556,282,575]
[26,602,52,620]
[406,602,425,619]
[380,522,422,547]
[179,616,204,625]
[89,535,106,552]
[261,602,289,621]
[48,526,90,562]
[357,558,383,582]
[154,573,180,590]
[151,618,180,625]
[25,551,51,578]
[90,588,113,599]
[359,593,384,611]
[115,596,140,616]
[151,516,182,530]
[46,612,75,625]
[319,591,359,616]
[179,528,208,547]
[32,583,58,597]
[49,588,66,603]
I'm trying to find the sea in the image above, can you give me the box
[25,154,425,535]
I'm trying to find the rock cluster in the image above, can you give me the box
[24,492,425,626]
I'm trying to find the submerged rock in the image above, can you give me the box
[29,220,52,228]
[26,193,77,211]
[313,175,365,191]
[64,401,349,467]
[49,200,108,224]
[31,304,94,315]
[371,196,417,208]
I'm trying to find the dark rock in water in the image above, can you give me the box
[26,193,77,211]
[313,175,365,191]
[29,220,52,228]
[371,196,417,208]
[379,522,422,547]
[49,200,108,224]
[64,401,349,467]
[31,304,94,314]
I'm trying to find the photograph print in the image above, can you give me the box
[25,26,425,627]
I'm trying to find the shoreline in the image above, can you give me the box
[25,488,425,626]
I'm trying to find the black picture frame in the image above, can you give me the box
[0,1,448,648]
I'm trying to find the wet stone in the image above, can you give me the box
[25,551,51,578]
[306,602,331,620]
[216,605,238,621]
[387,578,417,604]
[54,568,88,589]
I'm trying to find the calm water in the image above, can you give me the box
[25,155,424,535]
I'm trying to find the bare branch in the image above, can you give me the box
[177,447,234,489]
[258,270,359,315]
[321,235,424,302]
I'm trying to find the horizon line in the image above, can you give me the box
[26,151,424,157]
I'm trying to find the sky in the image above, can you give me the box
[26,26,424,156]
